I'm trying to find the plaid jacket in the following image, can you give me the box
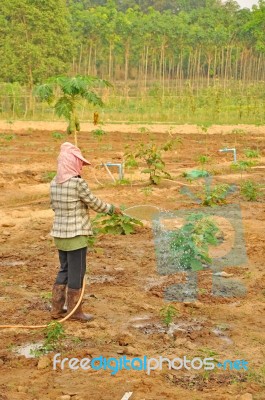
[50,176,112,238]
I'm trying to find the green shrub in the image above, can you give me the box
[200,183,233,206]
[42,171,56,182]
[93,213,143,235]
[244,149,260,158]
[240,180,262,201]
[169,213,220,271]
[135,138,180,184]
[30,322,65,357]
[91,128,106,141]
[160,305,178,327]
[52,132,64,140]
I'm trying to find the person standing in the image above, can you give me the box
[50,142,122,322]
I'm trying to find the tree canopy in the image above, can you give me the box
[0,0,75,86]
[0,0,265,86]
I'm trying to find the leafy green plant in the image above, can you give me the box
[124,146,139,169]
[134,138,180,184]
[198,124,211,154]
[231,128,246,145]
[91,128,107,141]
[35,76,111,146]
[244,148,260,158]
[182,169,209,181]
[31,322,65,357]
[199,183,233,206]
[87,236,97,250]
[42,171,56,182]
[160,305,178,327]
[197,155,211,170]
[52,132,64,140]
[138,126,150,134]
[198,288,208,295]
[231,160,257,179]
[198,124,210,134]
[94,213,143,235]
[198,347,219,358]
[0,134,16,141]
[140,186,153,196]
[40,292,52,300]
[114,178,131,186]
[169,213,220,271]
[231,128,246,136]
[240,180,262,201]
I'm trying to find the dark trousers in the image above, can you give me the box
[55,247,87,289]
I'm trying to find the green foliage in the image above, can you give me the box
[87,235,97,250]
[231,128,246,136]
[138,126,151,134]
[199,183,232,206]
[182,169,209,181]
[169,213,220,271]
[114,178,131,185]
[240,180,262,201]
[0,0,74,86]
[52,132,65,140]
[94,213,143,235]
[40,292,52,300]
[42,171,56,182]
[1,1,265,126]
[36,76,111,145]
[133,138,180,184]
[198,347,219,358]
[31,322,65,357]
[91,128,107,141]
[0,134,16,141]
[160,305,178,327]
[244,148,260,158]
[197,154,211,169]
[140,186,153,196]
[124,147,139,169]
[198,124,211,134]
[231,160,257,178]
[246,368,265,385]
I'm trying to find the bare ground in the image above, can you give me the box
[0,123,264,400]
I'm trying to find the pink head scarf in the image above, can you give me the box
[56,142,91,184]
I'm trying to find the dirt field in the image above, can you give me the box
[0,123,264,400]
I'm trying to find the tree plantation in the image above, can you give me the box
[0,0,265,123]
[0,1,265,399]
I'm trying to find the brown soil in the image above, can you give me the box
[0,123,264,400]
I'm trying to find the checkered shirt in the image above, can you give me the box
[50,176,112,238]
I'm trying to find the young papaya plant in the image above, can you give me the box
[169,212,221,271]
[134,138,181,185]
[35,75,111,146]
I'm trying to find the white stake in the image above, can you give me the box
[121,392,133,400]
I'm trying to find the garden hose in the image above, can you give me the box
[0,277,86,330]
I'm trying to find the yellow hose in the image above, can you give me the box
[0,278,86,329]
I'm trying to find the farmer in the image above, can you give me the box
[50,142,122,322]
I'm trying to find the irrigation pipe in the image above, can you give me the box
[102,162,116,183]
[0,277,86,330]
[93,166,197,188]
[0,205,158,329]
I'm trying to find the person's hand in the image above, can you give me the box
[113,206,123,216]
